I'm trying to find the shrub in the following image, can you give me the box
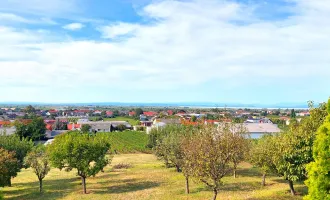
[113,163,132,169]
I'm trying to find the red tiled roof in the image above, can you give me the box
[46,124,53,131]
[143,111,157,117]
[0,121,11,125]
[67,124,81,130]
[129,111,136,116]
[106,111,113,115]
[167,110,173,115]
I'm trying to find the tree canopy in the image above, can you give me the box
[47,131,112,194]
[24,145,50,193]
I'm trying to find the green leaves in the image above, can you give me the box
[305,99,330,200]
[47,131,111,178]
[24,145,50,192]
[14,117,47,141]
[47,131,112,194]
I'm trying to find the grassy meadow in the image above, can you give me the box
[3,153,307,200]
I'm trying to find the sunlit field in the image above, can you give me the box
[3,153,306,200]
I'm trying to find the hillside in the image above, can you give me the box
[3,153,306,200]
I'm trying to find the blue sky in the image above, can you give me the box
[0,0,329,104]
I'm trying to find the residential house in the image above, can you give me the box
[297,112,310,117]
[106,111,113,117]
[243,123,281,139]
[129,111,136,117]
[143,111,158,117]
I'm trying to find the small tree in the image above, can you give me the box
[230,124,249,178]
[182,124,240,200]
[0,135,33,186]
[81,124,91,133]
[24,145,50,193]
[249,135,278,186]
[191,115,197,122]
[0,148,17,187]
[48,132,111,194]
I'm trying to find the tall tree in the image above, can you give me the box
[304,100,330,200]
[273,101,327,195]
[290,109,296,118]
[24,105,36,114]
[135,108,144,116]
[24,145,50,193]
[47,131,112,194]
[14,117,46,141]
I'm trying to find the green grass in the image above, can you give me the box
[106,131,149,153]
[3,154,306,200]
[104,117,140,126]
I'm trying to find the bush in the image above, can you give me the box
[113,163,132,169]
[117,124,127,132]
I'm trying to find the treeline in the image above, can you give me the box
[148,100,329,200]
[0,131,112,196]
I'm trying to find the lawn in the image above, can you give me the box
[3,154,307,200]
[104,117,140,126]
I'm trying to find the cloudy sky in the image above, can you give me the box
[0,0,329,104]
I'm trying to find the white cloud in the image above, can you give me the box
[1,0,330,102]
[100,22,140,39]
[62,23,84,30]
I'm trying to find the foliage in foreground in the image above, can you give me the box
[304,99,330,200]
[0,135,33,186]
[47,131,112,194]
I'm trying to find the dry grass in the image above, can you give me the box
[3,154,306,200]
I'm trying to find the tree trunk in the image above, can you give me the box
[233,169,237,179]
[7,178,12,187]
[185,176,190,194]
[176,165,181,172]
[212,188,218,200]
[288,180,295,196]
[262,173,266,186]
[82,176,87,194]
[39,178,43,193]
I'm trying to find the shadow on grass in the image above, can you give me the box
[4,177,78,200]
[95,181,161,194]
[191,181,262,194]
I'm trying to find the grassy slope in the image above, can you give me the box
[104,117,140,126]
[3,154,306,200]
[107,131,149,153]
